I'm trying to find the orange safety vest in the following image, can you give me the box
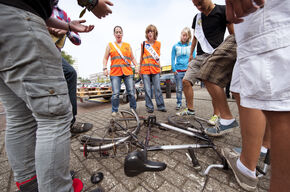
[109,42,133,76]
[140,41,161,74]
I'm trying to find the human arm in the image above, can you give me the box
[65,16,81,45]
[46,17,94,33]
[189,35,197,62]
[103,44,110,76]
[78,0,113,19]
[139,42,144,72]
[226,23,235,34]
[171,44,177,74]
[226,0,265,24]
[158,43,161,65]
[48,9,82,45]
[130,47,139,74]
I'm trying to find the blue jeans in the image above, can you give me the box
[174,72,186,105]
[110,75,136,112]
[62,58,77,124]
[0,5,73,191]
[142,74,165,110]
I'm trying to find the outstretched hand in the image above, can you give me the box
[226,0,265,24]
[70,20,94,33]
[48,27,67,37]
[92,0,114,19]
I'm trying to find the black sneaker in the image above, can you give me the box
[71,122,93,134]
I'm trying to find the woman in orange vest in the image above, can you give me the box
[103,26,138,116]
[139,24,166,113]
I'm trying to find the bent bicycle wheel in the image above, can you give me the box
[80,109,141,152]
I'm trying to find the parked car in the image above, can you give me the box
[160,74,176,92]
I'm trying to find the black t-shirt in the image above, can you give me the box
[0,0,53,20]
[192,4,227,55]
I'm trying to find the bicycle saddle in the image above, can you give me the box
[124,150,167,177]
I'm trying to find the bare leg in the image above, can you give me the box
[182,79,194,110]
[232,92,266,171]
[204,80,220,116]
[263,111,290,192]
[262,123,271,149]
[204,80,233,119]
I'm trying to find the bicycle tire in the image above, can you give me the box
[80,109,141,152]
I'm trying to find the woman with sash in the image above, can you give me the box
[103,26,138,116]
[139,24,166,113]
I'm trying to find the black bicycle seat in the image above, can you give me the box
[124,150,167,177]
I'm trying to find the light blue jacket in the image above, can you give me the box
[171,41,196,72]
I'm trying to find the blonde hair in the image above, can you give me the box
[145,24,158,40]
[180,27,192,44]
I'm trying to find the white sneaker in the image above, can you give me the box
[111,112,118,117]
[208,114,219,126]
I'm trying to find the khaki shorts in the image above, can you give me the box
[197,35,237,88]
[183,54,210,85]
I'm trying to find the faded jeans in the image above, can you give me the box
[142,74,165,110]
[110,75,136,112]
[0,4,73,192]
[174,72,186,105]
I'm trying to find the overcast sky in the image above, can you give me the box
[59,0,225,78]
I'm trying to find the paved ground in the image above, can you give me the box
[0,87,270,192]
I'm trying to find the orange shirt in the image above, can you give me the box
[140,41,161,74]
[109,42,133,76]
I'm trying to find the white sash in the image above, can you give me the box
[144,43,160,62]
[194,13,215,54]
[111,42,131,65]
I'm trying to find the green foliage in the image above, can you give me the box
[78,77,91,84]
[61,51,75,65]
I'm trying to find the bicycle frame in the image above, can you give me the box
[81,113,227,176]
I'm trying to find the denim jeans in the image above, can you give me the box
[142,74,165,110]
[0,4,73,191]
[174,72,186,105]
[62,58,77,124]
[110,75,136,112]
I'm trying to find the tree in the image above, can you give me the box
[77,77,91,84]
[61,51,75,65]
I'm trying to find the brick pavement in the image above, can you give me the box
[0,89,270,192]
